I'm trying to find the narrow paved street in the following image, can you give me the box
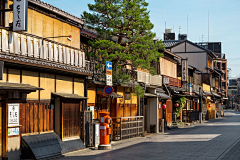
[59,110,240,160]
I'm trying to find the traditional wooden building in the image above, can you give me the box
[0,0,93,159]
[164,39,222,121]
[160,49,183,126]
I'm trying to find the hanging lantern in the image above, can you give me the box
[162,104,166,109]
[208,104,211,108]
[175,103,179,108]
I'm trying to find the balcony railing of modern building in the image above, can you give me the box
[0,29,94,75]
[162,75,181,88]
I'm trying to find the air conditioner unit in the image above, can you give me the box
[149,75,152,85]
[137,71,143,82]
[150,75,155,85]
[157,75,162,86]
[142,72,146,83]
[145,73,150,84]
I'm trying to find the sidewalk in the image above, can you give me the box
[58,110,240,160]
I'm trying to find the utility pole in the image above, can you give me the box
[199,86,203,123]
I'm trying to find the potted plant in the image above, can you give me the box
[175,97,186,117]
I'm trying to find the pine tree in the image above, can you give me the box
[82,0,164,86]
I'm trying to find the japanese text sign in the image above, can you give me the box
[8,103,20,126]
[13,0,28,31]
[182,59,188,82]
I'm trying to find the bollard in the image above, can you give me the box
[161,119,164,133]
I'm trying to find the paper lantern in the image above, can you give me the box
[162,104,166,109]
[175,103,179,108]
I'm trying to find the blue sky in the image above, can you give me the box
[44,0,240,77]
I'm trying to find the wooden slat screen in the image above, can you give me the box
[20,102,54,134]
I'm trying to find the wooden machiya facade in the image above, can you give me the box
[0,0,93,159]
[159,50,183,126]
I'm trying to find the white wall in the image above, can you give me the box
[177,52,207,72]
[171,41,209,73]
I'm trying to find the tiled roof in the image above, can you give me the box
[163,40,182,48]
[80,29,98,39]
[29,0,84,25]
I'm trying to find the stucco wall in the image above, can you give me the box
[8,136,21,160]
[56,75,72,94]
[74,78,84,96]
[22,70,39,99]
[40,73,55,100]
[25,9,80,49]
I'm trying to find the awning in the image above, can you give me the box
[97,88,123,98]
[194,91,206,96]
[157,93,171,99]
[205,97,213,102]
[144,93,158,97]
[168,86,185,92]
[0,82,43,91]
[211,92,221,98]
[52,93,88,100]
[204,91,212,96]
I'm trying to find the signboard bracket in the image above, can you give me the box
[0,9,13,12]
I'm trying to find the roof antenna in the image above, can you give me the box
[187,14,188,37]
[208,11,209,42]
[164,8,166,30]
[201,34,204,42]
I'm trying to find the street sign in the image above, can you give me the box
[104,86,113,95]
[106,61,112,86]
[106,61,112,70]
[106,75,112,86]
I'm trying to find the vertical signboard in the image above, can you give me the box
[190,83,192,96]
[8,103,20,136]
[13,0,28,31]
[182,59,188,82]
[106,61,112,86]
[90,106,94,119]
[8,103,20,126]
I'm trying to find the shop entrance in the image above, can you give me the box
[62,102,81,138]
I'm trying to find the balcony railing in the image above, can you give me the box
[162,75,181,88]
[0,29,93,74]
[183,83,201,92]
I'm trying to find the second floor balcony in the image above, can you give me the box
[0,29,93,76]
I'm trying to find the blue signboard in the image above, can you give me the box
[106,61,112,70]
[190,83,192,87]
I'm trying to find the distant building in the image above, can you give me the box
[196,42,222,56]
[214,53,228,97]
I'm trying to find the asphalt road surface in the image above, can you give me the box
[58,110,240,160]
